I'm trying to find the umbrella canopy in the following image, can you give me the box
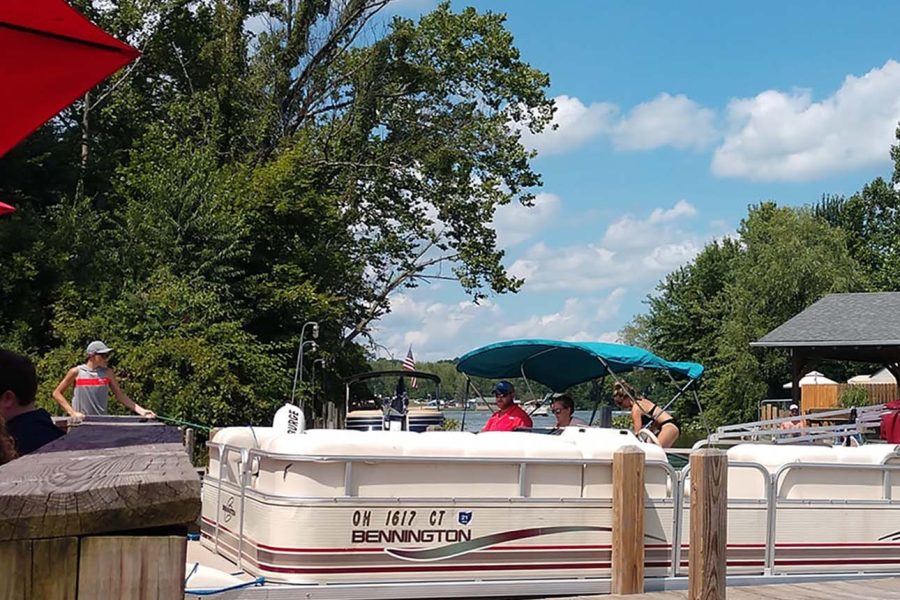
[0,0,140,158]
[782,370,838,389]
[848,368,897,385]
[456,339,704,392]
[0,202,15,216]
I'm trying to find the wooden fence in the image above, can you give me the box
[801,383,898,412]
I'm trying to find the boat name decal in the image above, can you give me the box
[352,529,472,545]
[384,525,667,562]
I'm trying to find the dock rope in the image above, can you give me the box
[154,414,212,432]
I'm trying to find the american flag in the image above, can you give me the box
[402,346,418,388]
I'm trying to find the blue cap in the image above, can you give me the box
[492,380,514,395]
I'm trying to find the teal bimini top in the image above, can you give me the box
[456,339,704,392]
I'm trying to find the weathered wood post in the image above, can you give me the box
[0,417,201,600]
[689,448,728,600]
[612,445,645,594]
[184,427,196,465]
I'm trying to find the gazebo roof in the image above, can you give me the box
[752,293,900,362]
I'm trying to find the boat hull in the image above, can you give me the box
[200,427,900,589]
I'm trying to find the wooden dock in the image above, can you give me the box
[0,417,200,600]
[552,577,900,599]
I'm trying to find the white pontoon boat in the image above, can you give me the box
[189,339,900,598]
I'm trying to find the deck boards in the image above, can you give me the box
[555,577,900,599]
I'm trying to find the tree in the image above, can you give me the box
[627,203,863,428]
[626,238,740,422]
[1,1,554,430]
[710,203,863,424]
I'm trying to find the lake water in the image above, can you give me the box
[443,409,597,432]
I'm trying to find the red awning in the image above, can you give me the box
[0,0,140,158]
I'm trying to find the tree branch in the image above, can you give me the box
[342,245,459,344]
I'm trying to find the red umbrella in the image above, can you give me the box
[0,202,15,216]
[0,0,140,158]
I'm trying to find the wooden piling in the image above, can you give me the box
[0,418,201,600]
[184,427,196,465]
[612,445,645,594]
[688,448,728,600]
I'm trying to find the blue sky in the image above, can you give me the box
[372,0,900,361]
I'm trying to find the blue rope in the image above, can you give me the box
[185,576,266,596]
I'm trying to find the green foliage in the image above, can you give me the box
[0,1,552,430]
[627,202,864,430]
[839,386,870,409]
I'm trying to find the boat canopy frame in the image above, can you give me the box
[455,339,706,430]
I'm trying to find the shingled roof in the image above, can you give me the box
[753,292,900,347]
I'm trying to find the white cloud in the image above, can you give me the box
[373,294,500,360]
[517,200,704,292]
[649,199,697,223]
[371,200,726,360]
[521,95,617,155]
[374,287,631,361]
[522,93,718,156]
[712,60,900,181]
[613,93,718,151]
[497,291,626,341]
[492,193,561,249]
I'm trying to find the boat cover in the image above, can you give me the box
[456,339,703,391]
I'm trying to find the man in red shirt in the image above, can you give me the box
[482,381,533,432]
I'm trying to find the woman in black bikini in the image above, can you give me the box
[612,381,680,448]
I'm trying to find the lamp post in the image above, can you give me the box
[290,321,319,406]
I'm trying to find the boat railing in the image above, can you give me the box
[207,438,900,583]
[677,457,900,577]
[207,439,680,572]
[707,404,887,446]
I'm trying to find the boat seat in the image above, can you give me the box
[726,443,900,500]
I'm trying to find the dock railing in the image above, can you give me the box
[0,416,201,600]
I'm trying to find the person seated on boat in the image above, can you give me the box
[612,381,679,448]
[482,381,533,432]
[780,404,805,437]
[551,394,588,428]
[0,349,64,456]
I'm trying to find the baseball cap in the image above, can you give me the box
[86,340,113,356]
[789,404,799,411]
[492,380,514,395]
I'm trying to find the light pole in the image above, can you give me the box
[290,321,319,406]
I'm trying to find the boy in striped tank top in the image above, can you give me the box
[53,341,156,421]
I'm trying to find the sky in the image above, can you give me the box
[371,0,900,362]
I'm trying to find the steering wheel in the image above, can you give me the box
[637,429,661,446]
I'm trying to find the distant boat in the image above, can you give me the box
[526,401,549,416]
[342,369,444,432]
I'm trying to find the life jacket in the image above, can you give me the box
[880,400,900,443]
